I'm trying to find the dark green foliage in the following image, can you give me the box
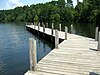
[54,13,60,21]
[34,15,39,22]
[0,0,99,23]
[76,0,100,22]
[58,0,65,8]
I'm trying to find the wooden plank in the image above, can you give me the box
[25,25,100,75]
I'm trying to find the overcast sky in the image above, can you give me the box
[0,0,83,10]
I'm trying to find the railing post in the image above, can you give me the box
[55,29,59,49]
[51,23,54,35]
[95,27,99,41]
[98,31,100,51]
[65,26,68,40]
[71,24,73,34]
[29,38,37,71]
[38,22,40,31]
[59,23,61,31]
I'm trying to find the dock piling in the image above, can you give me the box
[65,26,68,40]
[51,23,54,35]
[71,24,73,34]
[98,32,100,51]
[34,22,36,29]
[31,23,33,25]
[95,27,99,41]
[55,29,59,49]
[38,22,40,31]
[43,24,45,33]
[42,23,43,27]
[29,38,37,71]
[46,23,48,28]
[59,24,61,31]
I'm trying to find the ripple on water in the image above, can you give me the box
[0,23,53,75]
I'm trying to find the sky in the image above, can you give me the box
[0,0,83,10]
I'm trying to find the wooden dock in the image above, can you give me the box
[25,25,100,75]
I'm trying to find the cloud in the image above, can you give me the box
[0,0,83,10]
[7,0,23,9]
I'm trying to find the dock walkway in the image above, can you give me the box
[25,25,100,75]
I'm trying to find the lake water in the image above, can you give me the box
[0,23,53,75]
[0,22,96,75]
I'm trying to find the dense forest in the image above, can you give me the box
[0,0,100,23]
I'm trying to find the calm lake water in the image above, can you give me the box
[0,23,53,75]
[0,22,96,75]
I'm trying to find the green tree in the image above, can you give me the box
[75,2,82,14]
[54,13,60,21]
[0,0,99,23]
[34,15,39,22]
[58,0,65,8]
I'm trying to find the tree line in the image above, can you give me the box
[0,0,100,24]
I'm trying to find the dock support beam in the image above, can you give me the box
[59,24,61,31]
[65,26,68,40]
[71,24,73,34]
[51,23,54,35]
[29,38,37,71]
[95,27,99,41]
[98,32,100,51]
[55,29,59,49]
